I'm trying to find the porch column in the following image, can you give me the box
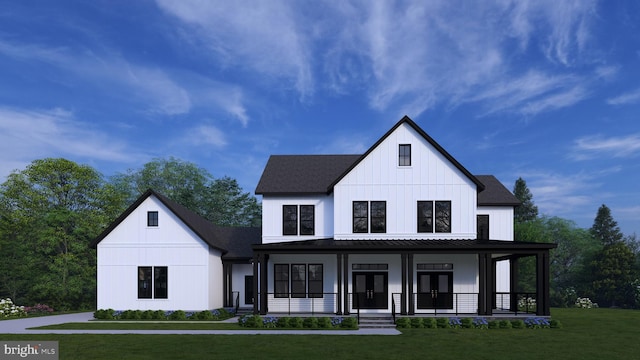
[491,259,497,310]
[510,257,518,312]
[401,253,407,315]
[252,254,259,314]
[259,254,269,315]
[336,253,342,315]
[536,251,551,316]
[343,253,349,314]
[407,253,414,315]
[223,263,232,307]
[478,252,493,315]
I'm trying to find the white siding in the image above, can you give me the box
[477,206,514,241]
[96,196,217,311]
[261,195,334,244]
[231,264,254,307]
[334,123,477,240]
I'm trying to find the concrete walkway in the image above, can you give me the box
[0,313,400,335]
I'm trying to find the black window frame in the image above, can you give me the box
[154,266,168,299]
[399,144,411,166]
[291,264,306,298]
[282,205,298,235]
[435,201,452,233]
[138,266,152,299]
[353,201,368,233]
[308,264,323,298]
[300,205,315,235]
[274,264,289,298]
[417,201,434,233]
[370,201,387,233]
[147,211,159,227]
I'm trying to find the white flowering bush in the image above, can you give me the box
[0,298,28,318]
[575,297,598,309]
[518,297,537,311]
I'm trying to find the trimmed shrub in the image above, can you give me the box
[423,318,437,329]
[276,317,290,328]
[93,309,116,320]
[318,317,332,328]
[152,310,166,320]
[395,317,410,328]
[511,319,525,329]
[303,317,318,328]
[169,310,187,321]
[473,317,488,329]
[141,310,155,320]
[410,317,424,328]
[498,320,512,329]
[436,318,450,329]
[289,317,304,328]
[461,318,473,329]
[263,316,278,328]
[488,320,499,329]
[196,310,214,320]
[550,319,562,329]
[340,317,358,329]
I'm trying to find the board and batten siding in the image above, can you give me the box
[96,196,220,311]
[476,206,514,241]
[261,195,334,244]
[333,122,478,240]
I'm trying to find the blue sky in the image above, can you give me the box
[0,1,638,236]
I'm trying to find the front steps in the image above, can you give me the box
[357,315,396,329]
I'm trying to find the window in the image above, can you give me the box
[435,201,451,233]
[154,267,168,299]
[138,266,167,299]
[147,211,158,227]
[138,267,152,299]
[282,205,315,235]
[283,205,298,235]
[477,215,489,240]
[399,144,411,166]
[300,205,315,235]
[417,201,433,232]
[308,264,323,298]
[274,264,289,298]
[353,201,386,233]
[353,201,368,233]
[370,201,386,233]
[291,264,306,298]
[418,201,451,233]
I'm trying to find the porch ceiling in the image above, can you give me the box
[253,238,556,254]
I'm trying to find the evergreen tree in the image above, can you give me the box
[513,177,538,223]
[591,204,623,246]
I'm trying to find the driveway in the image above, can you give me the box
[0,313,400,335]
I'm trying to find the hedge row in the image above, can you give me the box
[395,316,561,329]
[93,308,235,321]
[238,315,358,329]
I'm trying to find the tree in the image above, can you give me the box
[111,157,261,227]
[513,177,538,223]
[588,205,636,307]
[0,158,116,309]
[591,204,623,246]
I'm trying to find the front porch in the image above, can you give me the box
[250,239,556,318]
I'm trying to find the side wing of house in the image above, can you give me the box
[96,195,223,311]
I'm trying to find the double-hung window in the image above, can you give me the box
[274,263,324,298]
[147,211,159,227]
[353,201,386,233]
[282,205,315,235]
[274,264,289,298]
[291,264,306,298]
[138,266,168,299]
[417,201,451,233]
[399,144,411,166]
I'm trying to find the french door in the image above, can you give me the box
[353,272,388,309]
[245,276,253,305]
[417,272,453,309]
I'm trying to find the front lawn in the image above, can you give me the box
[2,308,639,360]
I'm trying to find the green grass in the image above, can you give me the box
[2,308,639,359]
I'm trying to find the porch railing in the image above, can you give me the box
[262,292,339,315]
[495,292,537,314]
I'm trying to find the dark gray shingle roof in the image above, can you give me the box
[476,175,520,206]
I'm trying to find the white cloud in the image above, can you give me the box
[155,0,314,98]
[571,133,640,160]
[189,125,227,148]
[606,88,640,105]
[0,107,140,179]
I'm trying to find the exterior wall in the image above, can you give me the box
[96,196,214,311]
[477,206,514,241]
[231,263,254,308]
[267,254,338,313]
[334,123,478,240]
[208,248,224,309]
[261,195,334,244]
[346,254,402,314]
